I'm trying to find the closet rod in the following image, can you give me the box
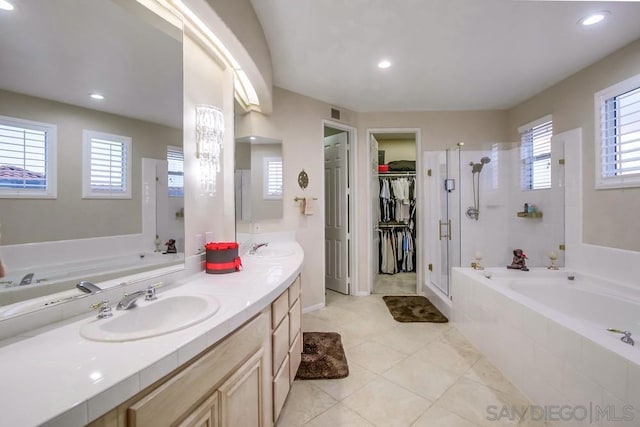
[378,172,416,177]
[378,223,410,228]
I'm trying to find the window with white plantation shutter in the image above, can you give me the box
[167,146,184,197]
[82,130,131,198]
[0,115,56,198]
[519,117,552,191]
[595,74,640,189]
[263,156,283,200]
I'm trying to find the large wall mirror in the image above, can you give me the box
[0,0,184,314]
[235,136,283,235]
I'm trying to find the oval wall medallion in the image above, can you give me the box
[298,170,309,190]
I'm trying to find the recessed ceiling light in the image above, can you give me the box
[249,136,256,140]
[580,11,609,26]
[89,93,105,100]
[378,59,392,69]
[0,0,14,11]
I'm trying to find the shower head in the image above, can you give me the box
[471,157,491,173]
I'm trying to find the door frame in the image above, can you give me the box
[365,128,422,295]
[322,120,357,296]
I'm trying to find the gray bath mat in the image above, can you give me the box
[383,295,448,323]
[295,332,349,380]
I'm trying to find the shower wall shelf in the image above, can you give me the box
[517,211,543,218]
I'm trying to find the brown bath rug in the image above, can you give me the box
[383,296,448,323]
[295,332,349,380]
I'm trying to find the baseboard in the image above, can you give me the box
[354,291,371,296]
[302,302,325,314]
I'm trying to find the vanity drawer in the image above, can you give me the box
[289,298,301,346]
[273,354,290,422]
[288,276,301,307]
[289,331,302,384]
[272,289,289,329]
[272,315,290,374]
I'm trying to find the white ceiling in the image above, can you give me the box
[250,0,640,112]
[0,0,182,128]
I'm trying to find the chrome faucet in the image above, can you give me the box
[249,242,268,254]
[607,328,634,346]
[116,284,162,310]
[18,273,35,286]
[76,281,102,294]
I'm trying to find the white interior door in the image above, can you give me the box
[324,132,349,294]
[370,134,380,291]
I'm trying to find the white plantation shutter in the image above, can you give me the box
[263,157,283,199]
[595,74,640,189]
[520,118,552,190]
[83,130,131,198]
[0,116,56,197]
[601,87,640,177]
[167,146,184,197]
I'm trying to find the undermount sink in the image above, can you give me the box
[250,248,295,258]
[80,294,220,342]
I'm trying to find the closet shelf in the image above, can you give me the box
[378,222,411,228]
[377,171,416,177]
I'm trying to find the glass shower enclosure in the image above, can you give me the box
[424,149,461,297]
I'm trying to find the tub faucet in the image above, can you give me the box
[607,328,634,346]
[76,281,102,294]
[19,273,34,286]
[250,242,269,254]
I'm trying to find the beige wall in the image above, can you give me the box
[508,38,640,251]
[378,139,416,163]
[235,142,251,170]
[250,143,283,220]
[0,89,181,245]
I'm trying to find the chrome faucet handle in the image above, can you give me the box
[90,300,113,319]
[607,328,634,346]
[145,282,164,301]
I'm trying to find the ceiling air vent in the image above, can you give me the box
[331,108,340,120]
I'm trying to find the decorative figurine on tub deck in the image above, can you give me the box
[507,249,529,271]
[164,239,177,254]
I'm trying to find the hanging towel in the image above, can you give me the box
[303,197,315,215]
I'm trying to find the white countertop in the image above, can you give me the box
[0,241,304,427]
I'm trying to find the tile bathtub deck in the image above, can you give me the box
[276,291,547,427]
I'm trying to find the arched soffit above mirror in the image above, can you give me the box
[174,0,273,114]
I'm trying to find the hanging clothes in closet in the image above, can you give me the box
[378,173,417,274]
[378,228,415,274]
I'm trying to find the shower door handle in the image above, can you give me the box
[438,220,451,240]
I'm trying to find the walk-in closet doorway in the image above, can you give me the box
[367,129,422,295]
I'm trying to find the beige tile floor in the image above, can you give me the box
[373,272,417,294]
[276,291,547,427]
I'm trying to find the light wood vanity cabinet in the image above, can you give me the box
[89,312,271,427]
[272,275,302,423]
[88,275,303,427]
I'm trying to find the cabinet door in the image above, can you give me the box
[218,349,264,427]
[177,392,218,427]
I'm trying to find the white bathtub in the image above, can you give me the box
[0,252,184,315]
[452,267,640,425]
[490,270,640,342]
